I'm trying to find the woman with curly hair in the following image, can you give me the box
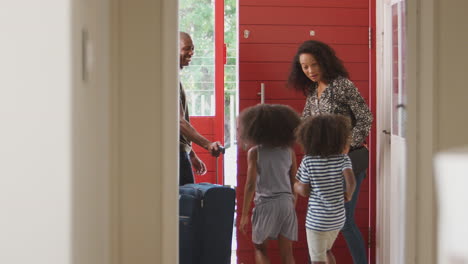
[287,40,373,264]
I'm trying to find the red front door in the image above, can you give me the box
[180,0,225,185]
[237,0,376,263]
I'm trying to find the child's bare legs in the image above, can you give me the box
[310,249,335,264]
[278,235,295,264]
[307,229,339,264]
[327,250,336,264]
[254,241,270,264]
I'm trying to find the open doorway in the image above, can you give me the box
[178,0,239,261]
[236,1,375,263]
[178,0,238,187]
[179,0,378,263]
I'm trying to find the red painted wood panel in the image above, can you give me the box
[239,81,305,100]
[240,62,369,81]
[240,25,369,45]
[190,117,214,135]
[214,0,225,185]
[239,99,305,114]
[240,7,368,26]
[237,247,311,264]
[189,117,222,184]
[239,80,370,102]
[240,0,368,8]
[360,175,370,192]
[240,43,368,63]
[194,153,217,171]
[238,0,375,262]
[369,1,377,260]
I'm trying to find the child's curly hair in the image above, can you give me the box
[238,104,301,148]
[296,114,352,157]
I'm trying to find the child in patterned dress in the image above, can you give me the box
[238,104,301,264]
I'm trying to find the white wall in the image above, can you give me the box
[435,147,468,264]
[0,0,180,263]
[406,0,468,263]
[0,1,72,263]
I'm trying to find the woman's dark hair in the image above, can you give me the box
[296,114,351,157]
[238,104,301,148]
[287,40,349,95]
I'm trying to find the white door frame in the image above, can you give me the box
[376,0,408,263]
[375,0,391,262]
[110,0,179,263]
[377,0,438,263]
[406,0,437,263]
[108,0,440,263]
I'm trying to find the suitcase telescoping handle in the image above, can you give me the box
[215,145,225,185]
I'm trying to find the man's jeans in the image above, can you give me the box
[179,151,194,186]
[342,170,368,264]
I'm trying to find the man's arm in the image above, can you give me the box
[180,103,222,157]
[189,150,207,175]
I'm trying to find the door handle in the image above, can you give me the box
[382,130,391,144]
[396,104,406,109]
[257,83,265,104]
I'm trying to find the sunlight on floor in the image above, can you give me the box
[225,144,238,263]
[231,220,237,263]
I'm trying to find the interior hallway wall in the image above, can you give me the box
[0,0,180,263]
[0,1,74,263]
[71,0,111,263]
[437,0,468,150]
[407,0,468,263]
[0,1,114,264]
[114,0,179,262]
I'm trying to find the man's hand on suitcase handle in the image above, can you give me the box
[207,141,225,157]
[218,145,225,155]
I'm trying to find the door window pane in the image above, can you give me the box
[179,0,215,116]
[391,1,407,137]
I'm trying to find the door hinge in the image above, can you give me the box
[223,43,227,65]
[368,226,373,248]
[368,27,372,49]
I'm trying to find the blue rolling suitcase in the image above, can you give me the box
[179,187,201,264]
[179,183,236,264]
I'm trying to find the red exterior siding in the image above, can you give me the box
[191,118,220,184]
[238,0,375,263]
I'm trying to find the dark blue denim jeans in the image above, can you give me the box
[179,150,194,186]
[342,170,368,264]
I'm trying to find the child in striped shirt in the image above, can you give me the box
[294,114,356,264]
